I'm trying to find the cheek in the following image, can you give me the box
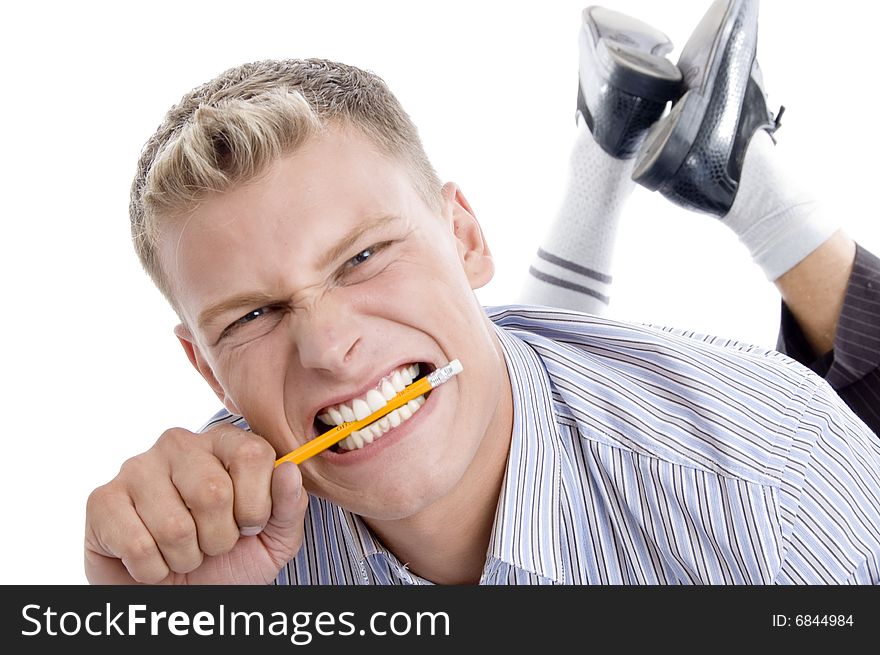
[351,259,495,383]
[349,254,476,319]
[213,335,293,412]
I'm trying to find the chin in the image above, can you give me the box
[346,468,460,522]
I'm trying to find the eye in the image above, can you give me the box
[337,241,393,280]
[219,306,276,341]
[345,246,378,269]
[234,308,268,326]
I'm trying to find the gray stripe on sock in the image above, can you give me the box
[528,267,610,304]
[537,248,613,284]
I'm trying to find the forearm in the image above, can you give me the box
[773,230,856,357]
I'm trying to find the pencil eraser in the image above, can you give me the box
[448,359,463,375]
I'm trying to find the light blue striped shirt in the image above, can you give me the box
[203,305,880,584]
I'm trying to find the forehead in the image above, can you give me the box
[166,127,419,241]
[157,128,431,322]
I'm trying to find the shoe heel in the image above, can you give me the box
[584,6,682,100]
[632,90,703,190]
[579,6,684,158]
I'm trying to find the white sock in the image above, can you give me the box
[724,132,839,281]
[519,120,635,314]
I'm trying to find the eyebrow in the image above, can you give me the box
[316,213,400,271]
[197,291,282,333]
[196,214,401,333]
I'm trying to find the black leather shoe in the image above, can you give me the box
[631,0,783,215]
[578,5,682,159]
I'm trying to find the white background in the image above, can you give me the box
[1,0,877,584]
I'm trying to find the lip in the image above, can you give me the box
[316,376,443,465]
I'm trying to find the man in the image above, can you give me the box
[522,0,880,434]
[85,16,880,584]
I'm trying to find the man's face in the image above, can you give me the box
[160,126,510,522]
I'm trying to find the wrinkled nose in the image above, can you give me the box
[294,297,360,373]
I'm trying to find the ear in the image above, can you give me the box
[442,182,495,289]
[173,323,242,415]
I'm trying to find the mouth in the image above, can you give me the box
[313,362,435,453]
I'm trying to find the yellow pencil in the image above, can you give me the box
[275,359,463,466]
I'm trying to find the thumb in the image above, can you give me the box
[258,461,308,568]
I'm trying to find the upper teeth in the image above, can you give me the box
[317,364,426,452]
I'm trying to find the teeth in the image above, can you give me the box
[329,407,344,425]
[380,379,396,401]
[334,395,427,452]
[390,371,406,392]
[366,389,386,412]
[316,363,433,452]
[350,431,364,449]
[320,364,424,427]
[352,398,371,421]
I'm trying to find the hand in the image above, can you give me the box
[84,424,308,584]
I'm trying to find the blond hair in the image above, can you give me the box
[130,58,443,313]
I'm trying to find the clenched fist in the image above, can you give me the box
[84,424,308,584]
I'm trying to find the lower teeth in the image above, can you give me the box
[335,394,427,452]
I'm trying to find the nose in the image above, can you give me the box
[294,294,360,373]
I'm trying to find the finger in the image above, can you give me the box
[210,425,275,535]
[85,551,140,585]
[258,462,309,568]
[85,484,170,584]
[125,456,205,573]
[168,445,240,557]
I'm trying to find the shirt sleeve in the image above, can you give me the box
[776,244,880,390]
[773,376,880,584]
[776,245,880,436]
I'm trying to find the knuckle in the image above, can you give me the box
[117,454,150,481]
[232,437,273,464]
[201,530,239,557]
[86,483,114,513]
[160,426,193,440]
[128,563,169,585]
[153,512,196,547]
[124,533,160,562]
[191,473,234,510]
[86,479,137,522]
[168,551,205,575]
[130,569,162,584]
[157,427,195,451]
[121,537,169,583]
[207,423,246,439]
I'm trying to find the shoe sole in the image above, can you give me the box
[631,0,747,190]
[580,5,682,102]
